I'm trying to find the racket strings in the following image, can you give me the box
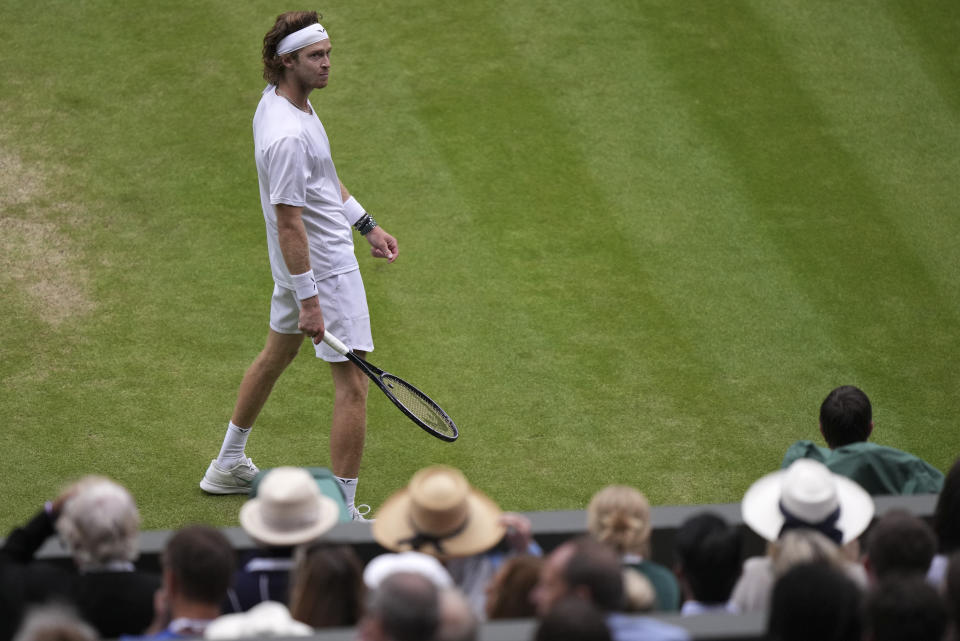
[382,375,456,437]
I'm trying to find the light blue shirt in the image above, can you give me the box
[606,613,691,641]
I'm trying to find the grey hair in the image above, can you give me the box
[366,572,439,641]
[13,604,98,641]
[55,476,140,568]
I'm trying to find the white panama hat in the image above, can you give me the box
[741,459,874,545]
[239,467,340,547]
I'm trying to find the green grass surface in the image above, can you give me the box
[1,0,958,532]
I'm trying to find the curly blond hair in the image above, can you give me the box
[586,485,652,558]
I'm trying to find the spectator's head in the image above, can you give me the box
[289,543,366,628]
[862,576,947,641]
[742,459,874,546]
[586,485,652,558]
[436,588,477,641]
[935,457,960,555]
[371,465,505,560]
[485,555,543,619]
[770,529,846,579]
[239,466,340,547]
[531,537,624,617]
[819,385,873,448]
[13,605,98,641]
[864,509,936,582]
[55,476,140,569]
[674,512,742,605]
[767,562,862,641]
[162,525,236,611]
[363,551,453,592]
[358,571,440,641]
[534,598,612,641]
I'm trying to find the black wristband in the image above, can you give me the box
[354,213,378,236]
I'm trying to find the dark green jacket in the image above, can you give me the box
[781,440,943,495]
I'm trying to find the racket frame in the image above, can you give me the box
[322,332,458,442]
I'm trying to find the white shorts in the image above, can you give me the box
[269,269,374,362]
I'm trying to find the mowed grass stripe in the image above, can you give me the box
[632,0,960,467]
[381,2,764,508]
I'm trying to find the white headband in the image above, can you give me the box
[276,23,329,56]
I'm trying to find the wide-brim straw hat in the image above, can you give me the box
[240,467,340,547]
[372,465,506,559]
[741,459,874,545]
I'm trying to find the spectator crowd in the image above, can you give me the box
[2,386,958,641]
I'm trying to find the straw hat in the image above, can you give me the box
[371,465,506,559]
[741,459,874,545]
[239,467,340,547]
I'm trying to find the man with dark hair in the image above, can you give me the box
[862,576,947,641]
[123,526,236,639]
[673,513,741,614]
[200,10,399,521]
[767,562,862,641]
[781,385,943,495]
[863,509,936,583]
[357,572,439,641]
[531,537,689,641]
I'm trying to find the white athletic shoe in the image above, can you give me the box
[350,504,374,522]
[200,457,259,495]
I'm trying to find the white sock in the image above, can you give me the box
[335,475,358,509]
[216,422,251,468]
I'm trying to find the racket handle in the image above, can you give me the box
[321,331,350,356]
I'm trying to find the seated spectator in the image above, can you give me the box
[370,465,539,618]
[0,476,159,640]
[124,526,236,639]
[288,543,365,628]
[781,385,943,495]
[862,576,947,641]
[767,562,862,641]
[930,457,960,587]
[356,572,440,641]
[672,512,741,615]
[531,537,690,641]
[534,598,612,641]
[225,467,340,612]
[946,553,960,641]
[863,509,936,583]
[13,605,99,641]
[436,588,478,641]
[731,459,873,612]
[203,602,312,640]
[483,555,543,619]
[586,485,681,611]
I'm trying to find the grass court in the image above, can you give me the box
[1,0,958,532]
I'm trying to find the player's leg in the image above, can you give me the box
[314,270,374,520]
[329,354,370,519]
[230,329,305,428]
[201,286,305,495]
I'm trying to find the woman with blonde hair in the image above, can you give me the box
[586,485,681,611]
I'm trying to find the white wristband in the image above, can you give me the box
[342,196,366,226]
[290,270,318,301]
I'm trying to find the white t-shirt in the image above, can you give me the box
[253,85,358,287]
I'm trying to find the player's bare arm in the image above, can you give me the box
[338,180,399,262]
[276,203,324,341]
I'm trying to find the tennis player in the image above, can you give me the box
[200,11,398,521]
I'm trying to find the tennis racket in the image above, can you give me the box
[322,332,459,442]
